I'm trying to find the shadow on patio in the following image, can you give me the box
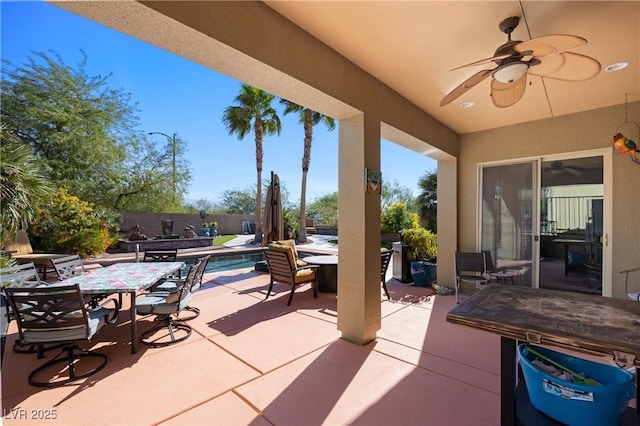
[2,268,501,425]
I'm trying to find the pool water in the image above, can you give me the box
[181,252,264,274]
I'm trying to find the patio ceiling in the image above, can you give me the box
[265,1,640,135]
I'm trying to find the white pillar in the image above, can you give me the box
[337,114,382,345]
[436,157,457,287]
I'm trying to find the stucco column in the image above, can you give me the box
[337,114,382,345]
[436,157,457,287]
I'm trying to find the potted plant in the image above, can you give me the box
[200,223,210,237]
[208,221,218,237]
[401,227,437,287]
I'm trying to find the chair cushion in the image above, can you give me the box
[22,307,110,343]
[136,292,192,315]
[275,239,299,258]
[293,268,315,284]
[269,244,296,268]
[154,279,182,291]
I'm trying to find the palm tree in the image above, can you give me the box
[0,123,54,243]
[416,169,437,233]
[223,84,281,244]
[280,99,335,243]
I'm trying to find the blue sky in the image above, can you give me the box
[1,1,436,204]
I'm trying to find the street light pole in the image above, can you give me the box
[148,131,177,203]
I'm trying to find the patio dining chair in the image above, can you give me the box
[454,251,489,304]
[143,248,181,279]
[152,254,211,320]
[482,250,516,285]
[263,245,319,306]
[51,254,109,307]
[381,249,393,299]
[621,266,640,302]
[143,248,178,262]
[4,284,119,387]
[136,256,205,347]
[51,254,88,279]
[0,262,63,357]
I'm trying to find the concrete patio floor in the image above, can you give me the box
[1,267,504,426]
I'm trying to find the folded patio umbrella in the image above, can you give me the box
[262,171,284,247]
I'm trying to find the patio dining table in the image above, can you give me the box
[56,261,184,354]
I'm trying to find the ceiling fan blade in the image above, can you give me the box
[440,69,493,106]
[491,73,527,108]
[528,52,601,81]
[527,53,564,75]
[514,34,587,57]
[450,54,511,71]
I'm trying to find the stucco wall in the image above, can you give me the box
[458,101,640,298]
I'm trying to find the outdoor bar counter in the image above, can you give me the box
[446,284,640,426]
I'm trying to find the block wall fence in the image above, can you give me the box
[119,212,256,238]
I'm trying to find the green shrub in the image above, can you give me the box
[29,187,118,256]
[381,202,420,234]
[0,255,16,269]
[401,227,437,261]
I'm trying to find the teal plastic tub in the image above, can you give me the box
[518,344,635,425]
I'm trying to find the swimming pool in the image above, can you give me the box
[181,252,264,274]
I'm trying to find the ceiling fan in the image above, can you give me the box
[544,161,585,177]
[440,16,601,108]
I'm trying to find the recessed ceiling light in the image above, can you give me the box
[460,101,475,109]
[605,62,629,72]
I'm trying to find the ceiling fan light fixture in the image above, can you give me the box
[492,62,529,83]
[605,62,629,72]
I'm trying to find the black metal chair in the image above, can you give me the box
[143,248,181,280]
[152,254,211,321]
[0,262,63,357]
[4,284,119,387]
[143,249,178,263]
[482,250,516,285]
[51,254,111,307]
[136,256,204,347]
[381,250,393,299]
[454,252,489,304]
[51,254,88,279]
[622,266,640,302]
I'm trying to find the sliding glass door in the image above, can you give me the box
[480,160,536,287]
[480,151,609,295]
[539,155,603,295]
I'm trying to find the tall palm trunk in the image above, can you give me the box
[297,109,313,243]
[254,116,264,244]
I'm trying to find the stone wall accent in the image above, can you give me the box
[117,236,216,252]
[119,212,256,238]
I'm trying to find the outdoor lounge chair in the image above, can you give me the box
[263,244,318,306]
[4,284,119,387]
[305,218,316,235]
[273,239,308,267]
[454,251,489,304]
